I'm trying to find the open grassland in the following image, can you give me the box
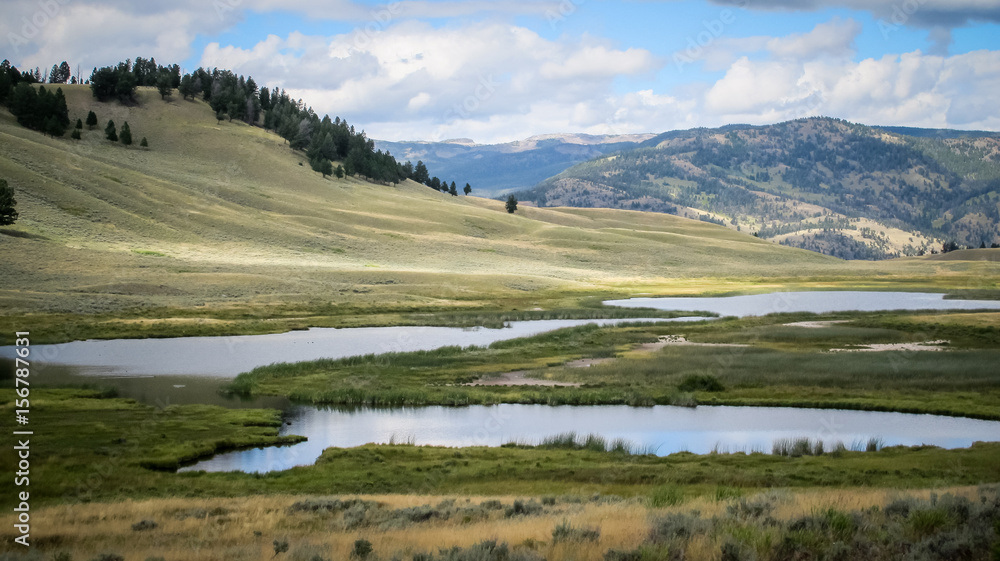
[228,310,1000,418]
[2,86,1000,342]
[2,486,999,561]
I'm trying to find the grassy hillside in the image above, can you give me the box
[516,118,1000,259]
[1,88,998,341]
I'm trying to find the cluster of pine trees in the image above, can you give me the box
[7,82,69,136]
[2,60,72,137]
[3,56,475,192]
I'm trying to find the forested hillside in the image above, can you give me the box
[516,118,1000,259]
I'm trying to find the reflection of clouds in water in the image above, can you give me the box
[606,291,1000,317]
[181,405,1000,473]
[0,318,680,378]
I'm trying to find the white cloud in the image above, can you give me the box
[701,49,1000,130]
[2,1,234,73]
[677,18,861,72]
[198,22,663,142]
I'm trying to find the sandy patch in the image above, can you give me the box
[830,340,949,352]
[465,370,581,387]
[784,320,851,329]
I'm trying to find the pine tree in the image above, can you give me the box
[75,118,83,130]
[449,181,458,196]
[86,110,98,129]
[505,195,518,214]
[178,74,195,100]
[140,137,148,148]
[0,179,17,225]
[119,121,133,146]
[464,183,472,195]
[105,120,118,142]
[156,70,174,100]
[335,165,345,179]
[71,128,81,140]
[413,160,430,185]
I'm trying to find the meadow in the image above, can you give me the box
[227,310,1000,418]
[3,86,1000,560]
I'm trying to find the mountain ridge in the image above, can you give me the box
[514,117,1000,259]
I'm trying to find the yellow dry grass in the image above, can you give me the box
[11,486,986,561]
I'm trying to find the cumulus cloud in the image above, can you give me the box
[1,1,243,73]
[679,18,861,71]
[701,49,1000,130]
[198,22,661,141]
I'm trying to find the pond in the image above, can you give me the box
[604,291,1000,317]
[0,318,698,379]
[180,404,1000,473]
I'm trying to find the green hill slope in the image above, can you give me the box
[2,88,994,336]
[516,118,1000,259]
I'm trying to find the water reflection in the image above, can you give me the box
[605,291,1000,317]
[181,404,1000,473]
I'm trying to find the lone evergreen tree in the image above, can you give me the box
[464,183,472,195]
[86,110,98,129]
[505,194,518,214]
[140,137,148,148]
[71,128,81,140]
[0,179,17,225]
[105,120,118,142]
[75,118,83,130]
[119,121,133,146]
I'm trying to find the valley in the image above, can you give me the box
[2,76,1000,561]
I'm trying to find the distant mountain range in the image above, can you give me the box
[510,118,1000,260]
[374,133,654,196]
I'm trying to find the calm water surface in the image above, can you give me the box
[0,318,697,379]
[604,291,1000,317]
[181,404,1000,473]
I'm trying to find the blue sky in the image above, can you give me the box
[3,0,999,143]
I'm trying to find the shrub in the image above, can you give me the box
[678,374,725,392]
[649,512,710,544]
[551,520,601,543]
[131,520,158,531]
[90,555,124,561]
[909,508,952,540]
[505,500,543,518]
[351,539,373,560]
